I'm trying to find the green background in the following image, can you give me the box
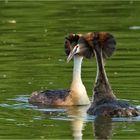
[0,0,140,139]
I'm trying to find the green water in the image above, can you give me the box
[0,0,140,139]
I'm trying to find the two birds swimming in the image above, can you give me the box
[29,32,139,117]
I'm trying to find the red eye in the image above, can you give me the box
[76,45,78,49]
[75,45,79,51]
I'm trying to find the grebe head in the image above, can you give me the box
[64,33,80,56]
[64,33,93,62]
[67,32,116,62]
[97,32,116,59]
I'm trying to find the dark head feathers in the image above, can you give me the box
[64,32,116,60]
[64,33,93,58]
[64,34,80,56]
[77,36,94,58]
[78,32,116,60]
[97,32,116,59]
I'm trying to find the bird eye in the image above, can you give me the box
[75,45,79,51]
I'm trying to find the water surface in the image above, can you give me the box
[0,0,140,139]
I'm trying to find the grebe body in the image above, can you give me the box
[29,34,92,106]
[68,32,139,117]
[29,55,90,106]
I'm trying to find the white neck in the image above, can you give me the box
[70,55,90,105]
[72,55,83,83]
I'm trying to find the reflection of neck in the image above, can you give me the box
[69,106,88,140]
[94,47,116,102]
[72,55,83,83]
[72,119,83,140]
[94,116,112,140]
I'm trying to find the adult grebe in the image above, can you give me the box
[67,32,139,117]
[28,34,93,106]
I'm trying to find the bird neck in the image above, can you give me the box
[72,55,83,83]
[93,47,116,103]
[70,55,90,105]
[95,49,108,84]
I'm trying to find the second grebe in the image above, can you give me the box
[28,34,93,106]
[67,32,139,117]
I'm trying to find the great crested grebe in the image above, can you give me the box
[28,34,93,106]
[67,32,139,117]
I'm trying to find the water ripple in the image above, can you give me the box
[0,95,140,123]
[129,26,140,30]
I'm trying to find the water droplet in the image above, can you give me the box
[33,116,42,120]
[44,29,48,33]
[49,82,53,85]
[6,118,15,122]
[28,82,32,85]
[8,20,16,24]
[114,72,118,75]
[58,59,64,62]
[129,26,140,30]
[40,136,45,139]
[3,74,7,78]
[29,120,34,123]
[16,123,26,126]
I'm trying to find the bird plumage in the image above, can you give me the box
[29,34,90,106]
[68,32,139,117]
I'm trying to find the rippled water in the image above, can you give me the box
[0,0,140,139]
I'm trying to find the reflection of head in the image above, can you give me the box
[94,116,112,140]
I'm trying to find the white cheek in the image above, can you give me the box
[77,47,80,53]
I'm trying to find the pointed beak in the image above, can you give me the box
[67,44,80,63]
